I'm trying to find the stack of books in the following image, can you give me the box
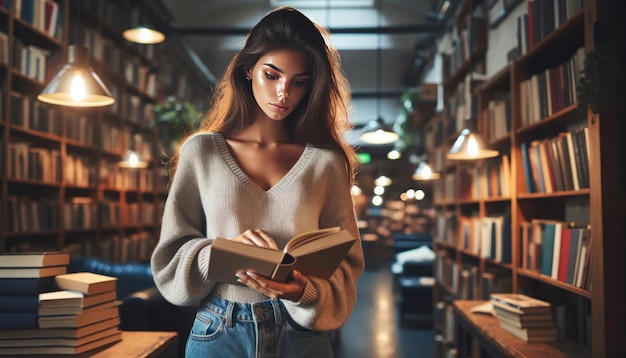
[0,252,122,355]
[490,293,558,342]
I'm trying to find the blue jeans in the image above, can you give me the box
[185,295,334,358]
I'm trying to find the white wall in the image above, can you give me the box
[486,1,528,76]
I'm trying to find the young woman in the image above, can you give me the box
[151,6,364,357]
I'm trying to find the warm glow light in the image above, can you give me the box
[374,186,385,195]
[374,175,392,187]
[359,118,399,145]
[350,185,362,196]
[372,195,383,206]
[70,72,86,100]
[123,26,166,44]
[447,129,499,160]
[119,150,149,169]
[467,135,479,156]
[406,189,416,199]
[387,149,401,160]
[415,189,425,200]
[412,162,440,181]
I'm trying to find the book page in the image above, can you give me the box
[283,227,340,253]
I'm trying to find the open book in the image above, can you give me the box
[207,227,356,285]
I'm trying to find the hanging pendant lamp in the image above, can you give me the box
[360,0,399,145]
[119,149,149,169]
[412,161,441,181]
[446,0,498,160]
[123,26,165,45]
[38,45,115,107]
[123,0,165,44]
[360,117,399,145]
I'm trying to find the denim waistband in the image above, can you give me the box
[203,295,283,327]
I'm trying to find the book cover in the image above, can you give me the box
[496,312,556,329]
[0,330,121,355]
[54,272,117,295]
[0,277,56,296]
[0,295,39,312]
[0,251,70,268]
[499,320,558,342]
[490,293,552,314]
[0,312,38,329]
[39,290,84,308]
[0,316,120,339]
[0,326,120,348]
[0,265,67,278]
[207,227,356,285]
[38,305,120,329]
[492,304,554,322]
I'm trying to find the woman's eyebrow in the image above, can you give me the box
[263,63,310,77]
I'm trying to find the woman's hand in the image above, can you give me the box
[232,229,278,249]
[236,269,308,302]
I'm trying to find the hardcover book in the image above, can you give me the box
[207,227,356,285]
[0,330,121,355]
[0,251,70,268]
[38,305,120,329]
[0,295,39,312]
[498,320,558,342]
[0,277,56,296]
[490,293,552,315]
[0,265,67,278]
[39,290,84,308]
[54,272,117,295]
[0,317,120,339]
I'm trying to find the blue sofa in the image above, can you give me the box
[68,257,196,357]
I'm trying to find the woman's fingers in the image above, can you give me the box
[234,229,278,249]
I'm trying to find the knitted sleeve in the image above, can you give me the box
[150,135,217,306]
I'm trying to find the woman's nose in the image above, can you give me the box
[278,82,289,100]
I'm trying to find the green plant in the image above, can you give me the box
[577,47,609,116]
[154,96,202,155]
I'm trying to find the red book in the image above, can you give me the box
[558,227,572,282]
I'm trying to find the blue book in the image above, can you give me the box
[520,142,536,193]
[566,228,582,284]
[0,295,39,312]
[0,312,37,329]
[540,222,556,276]
[501,215,512,264]
[0,277,55,296]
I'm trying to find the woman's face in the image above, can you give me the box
[248,49,311,121]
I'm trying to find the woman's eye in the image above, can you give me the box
[294,79,309,87]
[265,72,279,80]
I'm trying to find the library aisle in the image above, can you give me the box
[336,260,434,358]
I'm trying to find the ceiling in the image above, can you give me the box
[151,0,454,192]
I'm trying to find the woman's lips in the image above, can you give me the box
[270,103,288,111]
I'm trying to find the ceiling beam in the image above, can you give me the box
[167,24,440,36]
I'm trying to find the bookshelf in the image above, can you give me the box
[0,0,209,264]
[428,0,625,356]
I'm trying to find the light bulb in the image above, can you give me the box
[70,72,86,101]
[467,135,479,156]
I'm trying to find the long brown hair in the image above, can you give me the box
[169,6,358,183]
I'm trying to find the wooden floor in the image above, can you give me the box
[335,259,435,358]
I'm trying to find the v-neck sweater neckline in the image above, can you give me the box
[213,133,315,199]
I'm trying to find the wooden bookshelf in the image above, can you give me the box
[0,0,209,263]
[428,0,625,356]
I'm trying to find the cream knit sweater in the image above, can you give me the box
[151,133,364,332]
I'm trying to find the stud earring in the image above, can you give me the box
[246,76,251,81]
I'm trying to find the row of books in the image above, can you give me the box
[457,154,511,201]
[0,251,122,355]
[520,219,592,289]
[458,213,512,264]
[14,0,62,39]
[520,126,590,194]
